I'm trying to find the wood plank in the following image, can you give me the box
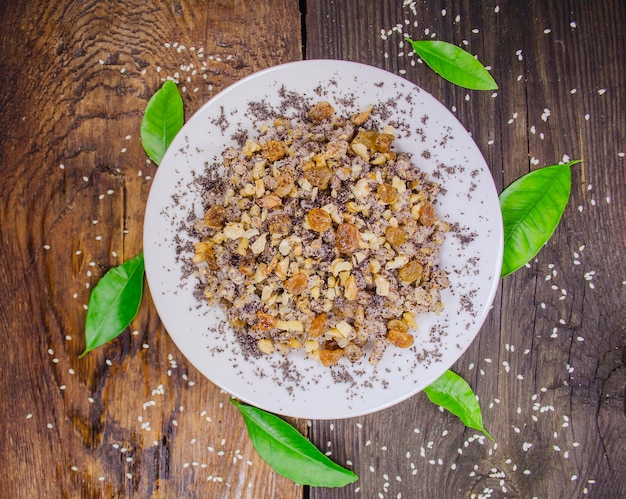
[0,1,302,497]
[305,0,626,497]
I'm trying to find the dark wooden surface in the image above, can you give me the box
[1,1,624,497]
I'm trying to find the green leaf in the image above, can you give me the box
[424,370,493,440]
[406,39,498,90]
[231,399,358,487]
[140,80,184,166]
[499,160,579,277]
[81,252,145,356]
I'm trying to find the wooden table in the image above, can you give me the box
[1,1,624,497]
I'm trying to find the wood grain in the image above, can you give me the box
[1,0,625,498]
[305,0,626,497]
[0,0,302,497]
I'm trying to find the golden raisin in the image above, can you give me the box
[308,312,327,338]
[257,311,276,330]
[387,319,409,334]
[375,133,394,153]
[267,212,292,235]
[398,260,423,284]
[377,183,398,204]
[284,272,308,295]
[262,140,287,162]
[385,226,407,247]
[308,102,335,123]
[304,164,333,189]
[204,205,226,228]
[307,208,332,232]
[335,222,360,254]
[387,329,414,348]
[320,348,344,367]
[419,201,436,227]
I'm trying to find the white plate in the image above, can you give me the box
[144,60,503,419]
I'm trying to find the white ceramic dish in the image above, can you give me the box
[144,60,503,419]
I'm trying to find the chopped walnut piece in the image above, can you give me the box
[344,275,358,301]
[349,105,373,126]
[375,133,394,153]
[257,338,275,354]
[343,343,363,362]
[259,194,282,209]
[352,130,379,150]
[204,205,226,228]
[320,348,344,367]
[274,174,294,197]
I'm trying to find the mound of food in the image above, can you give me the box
[192,101,449,367]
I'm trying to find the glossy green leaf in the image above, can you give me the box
[406,39,498,90]
[231,399,358,487]
[81,252,144,356]
[499,160,579,277]
[140,80,183,166]
[424,370,493,440]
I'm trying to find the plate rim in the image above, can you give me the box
[144,59,503,419]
